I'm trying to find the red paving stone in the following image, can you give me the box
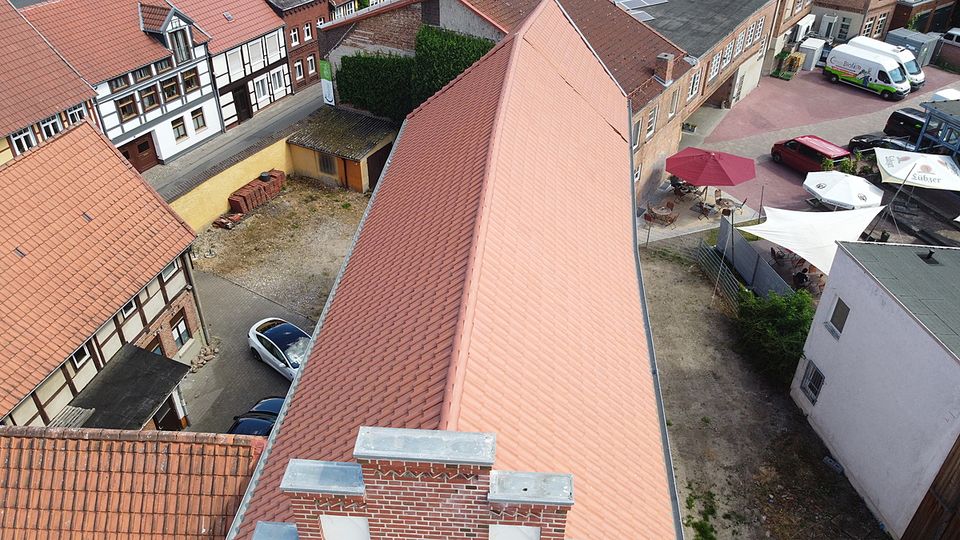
[724,160,811,212]
[707,67,959,144]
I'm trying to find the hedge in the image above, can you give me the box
[735,290,815,386]
[336,25,494,121]
[412,26,494,103]
[336,53,415,122]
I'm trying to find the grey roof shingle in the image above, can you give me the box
[642,0,771,57]
[287,106,396,161]
[841,241,960,360]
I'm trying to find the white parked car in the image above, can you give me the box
[248,318,311,381]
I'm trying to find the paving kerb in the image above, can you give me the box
[179,270,316,432]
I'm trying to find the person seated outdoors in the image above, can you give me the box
[793,267,810,289]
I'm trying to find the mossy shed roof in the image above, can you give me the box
[288,107,397,161]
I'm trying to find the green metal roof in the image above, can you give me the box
[287,106,396,161]
[840,241,960,358]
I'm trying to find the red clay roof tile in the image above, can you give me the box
[172,0,284,55]
[21,0,209,84]
[0,123,195,414]
[0,0,94,136]
[234,0,675,537]
[0,427,263,539]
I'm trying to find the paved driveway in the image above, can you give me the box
[700,66,960,210]
[179,270,315,432]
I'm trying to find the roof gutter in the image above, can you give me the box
[224,121,409,540]
[628,96,684,539]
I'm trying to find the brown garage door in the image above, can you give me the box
[118,133,159,172]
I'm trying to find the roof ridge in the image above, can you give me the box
[407,33,517,121]
[437,0,549,431]
[457,0,508,33]
[0,425,264,446]
[8,0,95,92]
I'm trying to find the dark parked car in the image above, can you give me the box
[226,396,285,436]
[847,134,916,153]
[883,107,926,139]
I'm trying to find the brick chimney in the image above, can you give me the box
[267,427,575,540]
[655,52,675,85]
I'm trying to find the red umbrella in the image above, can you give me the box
[665,147,756,186]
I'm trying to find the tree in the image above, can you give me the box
[735,290,815,386]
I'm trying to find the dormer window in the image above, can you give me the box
[170,29,191,63]
[108,75,130,92]
[132,66,152,82]
[155,58,173,73]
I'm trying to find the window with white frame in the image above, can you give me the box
[172,313,191,349]
[249,42,265,70]
[70,345,91,369]
[645,106,658,138]
[668,89,679,118]
[863,17,875,37]
[800,360,825,404]
[308,55,317,74]
[837,17,851,40]
[783,2,792,18]
[119,300,137,320]
[40,115,63,139]
[721,42,734,68]
[291,27,300,46]
[687,69,702,101]
[161,259,179,281]
[875,13,887,36]
[227,49,244,78]
[754,16,764,43]
[631,119,641,149]
[254,76,269,101]
[10,128,36,155]
[707,51,722,80]
[294,61,304,80]
[794,0,803,14]
[66,104,86,124]
[318,17,324,26]
[271,69,284,92]
[734,31,745,56]
[746,21,756,43]
[827,297,850,336]
[266,33,280,59]
[304,23,313,41]
[170,29,192,63]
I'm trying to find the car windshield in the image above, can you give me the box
[904,59,920,75]
[263,322,310,367]
[889,67,907,84]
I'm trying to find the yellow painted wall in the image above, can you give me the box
[291,145,321,178]
[171,137,294,231]
[0,138,12,166]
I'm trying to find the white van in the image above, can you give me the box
[932,88,960,102]
[823,44,911,100]
[847,36,925,90]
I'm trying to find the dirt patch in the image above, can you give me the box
[193,177,368,320]
[642,251,886,539]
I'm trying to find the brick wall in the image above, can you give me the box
[281,1,331,92]
[285,458,570,539]
[340,4,422,53]
[133,284,203,362]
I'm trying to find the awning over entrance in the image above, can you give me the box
[57,344,188,430]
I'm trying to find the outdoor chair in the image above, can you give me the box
[714,189,723,201]
[696,202,713,220]
[665,201,675,211]
[721,209,732,217]
[643,213,655,226]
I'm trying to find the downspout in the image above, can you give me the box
[629,97,685,539]
[182,247,211,345]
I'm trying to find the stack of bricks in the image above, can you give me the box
[269,427,574,540]
[228,169,286,214]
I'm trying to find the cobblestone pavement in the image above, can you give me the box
[700,67,960,211]
[179,270,315,432]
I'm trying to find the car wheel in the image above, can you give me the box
[251,348,262,362]
[771,152,782,163]
[829,73,839,83]
[881,91,892,100]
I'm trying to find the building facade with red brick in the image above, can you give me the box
[267,0,331,92]
[890,0,957,33]
[0,123,205,432]
[812,0,900,41]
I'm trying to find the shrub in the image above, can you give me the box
[412,26,494,103]
[336,53,415,122]
[735,290,814,386]
[820,157,835,171]
[837,157,856,174]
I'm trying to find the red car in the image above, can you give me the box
[771,135,851,173]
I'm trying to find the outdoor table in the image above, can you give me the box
[715,198,736,210]
[651,206,672,216]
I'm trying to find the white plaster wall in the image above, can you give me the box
[791,248,960,537]
[439,0,504,42]
[151,96,222,160]
[812,7,864,40]
[166,268,187,297]
[732,48,765,105]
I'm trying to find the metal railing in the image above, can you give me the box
[695,239,743,314]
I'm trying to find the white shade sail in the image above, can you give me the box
[738,206,885,273]
[874,148,960,190]
[803,171,884,209]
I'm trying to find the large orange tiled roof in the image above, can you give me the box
[0,426,264,539]
[21,0,208,85]
[0,0,93,137]
[0,123,195,414]
[173,0,283,55]
[233,0,676,537]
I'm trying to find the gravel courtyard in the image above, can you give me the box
[193,176,369,320]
